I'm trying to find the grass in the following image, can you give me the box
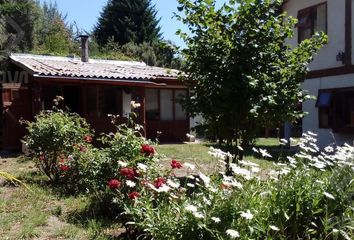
[0,138,288,239]
[156,138,292,171]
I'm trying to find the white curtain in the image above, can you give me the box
[160,89,173,121]
[314,4,326,33]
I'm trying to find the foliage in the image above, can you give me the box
[80,113,159,212]
[23,99,92,186]
[22,103,354,239]
[0,0,42,52]
[93,0,161,46]
[123,133,354,239]
[35,1,72,54]
[176,0,327,156]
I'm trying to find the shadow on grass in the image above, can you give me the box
[65,197,140,240]
[0,150,22,159]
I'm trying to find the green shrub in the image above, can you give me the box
[81,115,159,212]
[23,106,92,187]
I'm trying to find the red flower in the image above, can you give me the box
[108,179,121,189]
[84,135,92,143]
[128,191,140,200]
[120,167,138,180]
[154,177,166,189]
[39,155,45,161]
[59,165,70,171]
[171,159,183,169]
[140,144,155,157]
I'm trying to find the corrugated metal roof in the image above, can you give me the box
[10,54,179,81]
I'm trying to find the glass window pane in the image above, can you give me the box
[317,92,332,107]
[146,89,159,120]
[175,90,187,120]
[87,87,98,117]
[99,87,122,116]
[160,89,173,121]
[43,86,61,110]
[314,4,326,33]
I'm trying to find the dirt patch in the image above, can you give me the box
[33,216,70,240]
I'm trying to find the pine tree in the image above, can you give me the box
[0,0,41,52]
[94,0,161,46]
[36,1,72,54]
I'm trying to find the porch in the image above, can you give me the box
[33,82,189,143]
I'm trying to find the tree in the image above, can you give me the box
[0,0,41,52]
[35,1,72,54]
[176,0,327,161]
[94,0,161,46]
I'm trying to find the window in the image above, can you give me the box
[43,86,62,110]
[146,89,159,120]
[317,88,354,130]
[87,86,123,117]
[175,90,187,120]
[160,90,174,121]
[298,3,327,42]
[145,88,188,121]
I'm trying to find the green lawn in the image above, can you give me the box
[156,138,290,170]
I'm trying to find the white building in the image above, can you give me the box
[283,0,354,147]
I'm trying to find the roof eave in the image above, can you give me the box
[32,74,168,87]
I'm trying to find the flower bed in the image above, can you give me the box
[23,106,354,239]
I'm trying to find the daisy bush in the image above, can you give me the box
[122,132,354,239]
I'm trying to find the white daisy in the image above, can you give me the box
[240,210,253,220]
[126,180,136,188]
[226,229,240,238]
[211,217,221,223]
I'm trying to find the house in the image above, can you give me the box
[283,0,354,147]
[0,36,191,151]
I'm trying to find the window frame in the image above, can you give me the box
[85,86,123,118]
[145,88,188,122]
[316,87,354,131]
[297,2,328,43]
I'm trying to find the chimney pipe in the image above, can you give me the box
[79,35,89,62]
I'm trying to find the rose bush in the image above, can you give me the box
[23,106,93,189]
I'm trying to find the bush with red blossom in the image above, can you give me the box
[171,159,183,169]
[154,177,166,188]
[24,108,93,185]
[108,179,121,189]
[128,191,140,200]
[120,168,138,180]
[141,144,155,157]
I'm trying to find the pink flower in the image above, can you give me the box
[108,179,121,189]
[39,155,45,161]
[171,159,183,169]
[79,145,86,152]
[84,135,92,143]
[59,165,70,171]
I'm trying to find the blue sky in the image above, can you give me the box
[43,0,229,47]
